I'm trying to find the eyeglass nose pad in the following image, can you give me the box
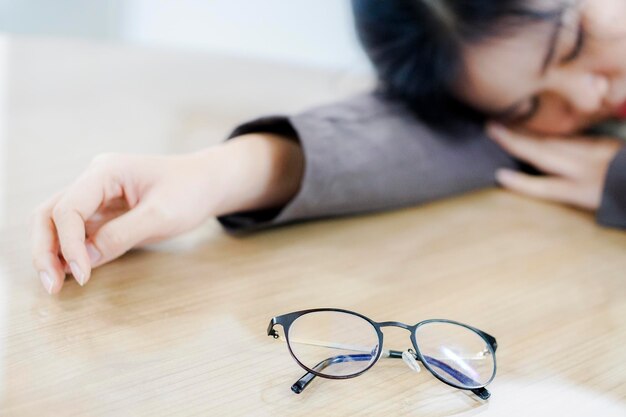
[402,349,421,373]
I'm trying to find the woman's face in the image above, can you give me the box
[456,0,626,135]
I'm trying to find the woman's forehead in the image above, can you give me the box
[456,20,557,114]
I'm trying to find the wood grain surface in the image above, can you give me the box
[0,36,624,417]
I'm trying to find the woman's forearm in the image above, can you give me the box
[200,133,304,217]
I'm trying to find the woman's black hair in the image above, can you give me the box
[352,0,568,132]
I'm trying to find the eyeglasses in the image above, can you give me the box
[267,308,498,400]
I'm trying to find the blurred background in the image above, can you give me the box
[0,0,372,73]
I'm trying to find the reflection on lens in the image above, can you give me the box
[287,311,380,377]
[414,321,495,389]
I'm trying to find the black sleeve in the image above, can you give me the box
[597,147,626,229]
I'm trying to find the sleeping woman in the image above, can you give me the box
[30,0,626,294]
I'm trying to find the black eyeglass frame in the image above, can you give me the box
[267,308,498,400]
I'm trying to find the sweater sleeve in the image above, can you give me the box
[597,147,626,229]
[216,92,518,232]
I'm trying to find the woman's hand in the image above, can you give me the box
[486,123,624,210]
[30,134,304,295]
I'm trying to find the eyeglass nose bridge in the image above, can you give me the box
[376,321,415,332]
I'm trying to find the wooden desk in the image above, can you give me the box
[1,36,625,416]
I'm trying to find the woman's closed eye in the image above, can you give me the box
[560,22,587,64]
[518,96,542,124]
[501,96,542,125]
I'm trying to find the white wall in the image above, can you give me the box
[121,0,371,73]
[0,0,372,74]
[0,0,125,38]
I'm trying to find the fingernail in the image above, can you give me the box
[496,168,515,182]
[39,270,54,294]
[69,261,86,286]
[86,243,101,264]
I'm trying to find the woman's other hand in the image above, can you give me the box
[486,123,624,210]
[30,134,304,294]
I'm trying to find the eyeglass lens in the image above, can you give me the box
[414,321,495,389]
[287,311,380,377]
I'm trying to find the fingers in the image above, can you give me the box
[84,198,129,236]
[31,153,161,294]
[31,195,144,293]
[487,123,624,210]
[487,124,580,177]
[88,203,165,266]
[31,154,123,289]
[495,169,582,207]
[31,208,66,294]
[51,156,130,286]
[52,178,104,286]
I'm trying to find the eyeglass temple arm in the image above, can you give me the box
[422,355,491,400]
[291,350,489,399]
[291,353,374,394]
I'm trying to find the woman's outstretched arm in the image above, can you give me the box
[31,91,515,294]
[31,91,626,294]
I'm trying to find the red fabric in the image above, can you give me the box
[618,102,626,119]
